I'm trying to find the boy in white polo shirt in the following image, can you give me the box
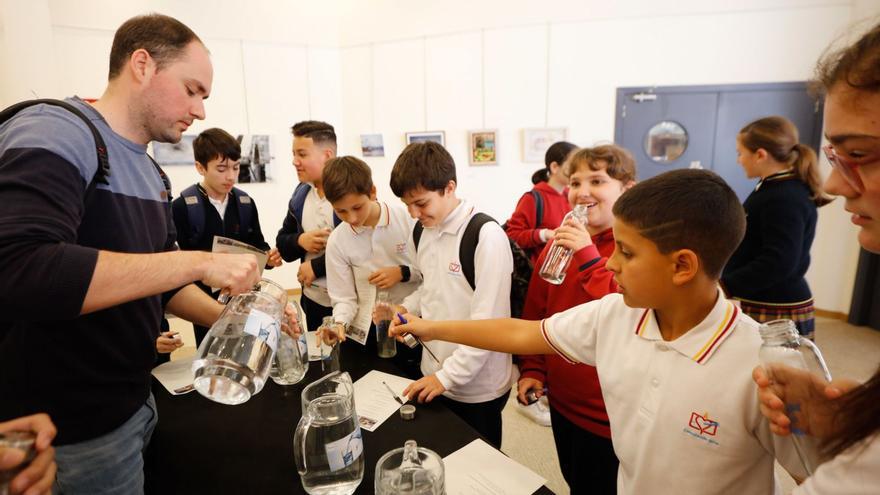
[319,156,422,377]
[388,141,515,449]
[392,169,815,494]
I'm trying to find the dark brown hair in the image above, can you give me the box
[738,116,831,206]
[291,120,337,150]
[813,22,880,459]
[390,141,456,197]
[322,156,374,204]
[192,128,240,166]
[566,144,637,184]
[108,14,202,80]
[531,141,578,184]
[612,169,745,279]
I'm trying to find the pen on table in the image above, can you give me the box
[396,312,441,364]
[382,380,404,405]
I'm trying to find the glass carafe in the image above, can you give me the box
[374,290,398,358]
[271,299,309,385]
[375,440,445,495]
[192,282,283,405]
[538,204,589,285]
[294,371,365,495]
[758,319,831,476]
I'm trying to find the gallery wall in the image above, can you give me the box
[1,0,878,313]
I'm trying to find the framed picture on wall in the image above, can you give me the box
[238,134,272,183]
[468,129,498,166]
[153,135,196,166]
[405,131,446,146]
[360,134,385,157]
[522,127,568,163]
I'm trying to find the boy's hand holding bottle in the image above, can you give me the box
[552,215,592,252]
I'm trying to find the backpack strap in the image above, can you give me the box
[412,222,424,252]
[0,99,111,200]
[289,182,312,225]
[232,187,254,234]
[460,213,496,291]
[179,184,206,245]
[530,190,544,227]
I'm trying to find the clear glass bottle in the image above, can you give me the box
[373,290,398,359]
[270,299,309,385]
[538,204,590,285]
[758,319,832,476]
[375,440,445,495]
[317,316,341,375]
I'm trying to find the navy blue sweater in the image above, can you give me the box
[722,175,817,303]
[0,98,177,445]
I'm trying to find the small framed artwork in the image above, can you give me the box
[153,135,196,166]
[522,127,568,163]
[238,134,271,183]
[405,131,446,146]
[360,134,385,157]
[469,129,498,166]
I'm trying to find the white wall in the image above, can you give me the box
[2,0,879,313]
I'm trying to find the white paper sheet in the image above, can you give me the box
[352,370,413,432]
[211,236,268,273]
[151,356,197,395]
[443,439,547,495]
[347,266,376,345]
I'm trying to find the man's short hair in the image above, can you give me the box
[193,128,241,166]
[291,121,337,150]
[612,169,745,279]
[390,142,456,197]
[566,144,637,184]
[323,156,374,204]
[108,14,202,80]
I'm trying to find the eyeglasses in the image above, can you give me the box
[822,144,864,193]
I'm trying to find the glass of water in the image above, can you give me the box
[373,290,397,358]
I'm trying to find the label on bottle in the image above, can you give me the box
[242,308,279,352]
[325,425,363,472]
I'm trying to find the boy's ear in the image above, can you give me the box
[755,148,768,162]
[443,180,457,196]
[670,248,700,286]
[623,180,636,191]
[370,185,377,200]
[195,161,208,176]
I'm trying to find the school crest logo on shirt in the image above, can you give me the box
[448,262,462,275]
[395,242,407,254]
[683,411,720,446]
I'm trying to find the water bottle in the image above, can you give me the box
[270,300,309,385]
[373,290,398,358]
[758,319,831,476]
[538,204,590,285]
[0,432,35,495]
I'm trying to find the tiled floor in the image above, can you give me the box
[169,315,880,495]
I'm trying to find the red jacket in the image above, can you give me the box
[519,228,616,438]
[505,182,571,264]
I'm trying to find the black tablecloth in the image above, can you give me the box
[145,344,554,494]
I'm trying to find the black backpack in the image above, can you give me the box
[0,98,171,201]
[413,213,534,318]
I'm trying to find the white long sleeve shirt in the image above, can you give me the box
[325,202,421,328]
[402,200,516,403]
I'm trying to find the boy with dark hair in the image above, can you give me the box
[392,169,815,494]
[277,120,340,332]
[389,141,515,448]
[171,127,282,346]
[319,156,421,375]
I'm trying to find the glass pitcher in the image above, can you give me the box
[192,280,284,405]
[375,440,445,495]
[270,299,309,385]
[758,319,831,475]
[374,290,398,358]
[294,371,365,495]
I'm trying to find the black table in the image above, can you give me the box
[145,344,554,494]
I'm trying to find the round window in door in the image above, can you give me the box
[644,121,688,163]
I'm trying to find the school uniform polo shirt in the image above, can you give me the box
[301,185,335,306]
[325,202,420,328]
[794,433,880,495]
[542,292,813,495]
[402,200,516,403]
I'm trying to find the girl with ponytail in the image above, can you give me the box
[721,116,830,339]
[505,141,578,264]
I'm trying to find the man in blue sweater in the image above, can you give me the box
[0,14,260,494]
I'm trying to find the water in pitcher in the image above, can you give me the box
[297,395,365,495]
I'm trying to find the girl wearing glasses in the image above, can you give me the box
[755,22,880,494]
[722,116,832,340]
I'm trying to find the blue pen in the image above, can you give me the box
[396,312,440,364]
